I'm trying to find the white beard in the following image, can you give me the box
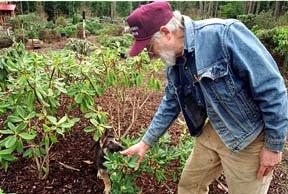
[159,46,176,67]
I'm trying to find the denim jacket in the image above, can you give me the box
[142,16,288,152]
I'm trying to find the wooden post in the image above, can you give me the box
[82,10,86,39]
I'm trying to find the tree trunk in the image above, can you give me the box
[129,1,132,14]
[111,1,116,19]
[199,1,204,19]
[243,1,249,14]
[255,1,261,15]
[274,1,281,18]
[214,1,218,17]
[251,1,256,14]
[20,1,23,15]
[204,1,209,18]
[208,1,213,18]
[27,1,30,14]
[248,1,254,14]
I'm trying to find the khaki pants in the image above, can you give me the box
[178,121,273,194]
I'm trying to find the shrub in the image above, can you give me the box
[253,11,276,30]
[276,11,288,27]
[85,20,103,35]
[219,2,243,18]
[237,14,256,29]
[55,16,67,27]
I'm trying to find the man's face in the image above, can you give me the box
[158,41,177,67]
[147,37,177,67]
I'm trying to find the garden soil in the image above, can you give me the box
[0,38,287,194]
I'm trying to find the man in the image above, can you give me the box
[120,1,288,194]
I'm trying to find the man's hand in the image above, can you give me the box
[257,147,282,180]
[120,141,150,170]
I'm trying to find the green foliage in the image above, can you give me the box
[72,14,82,25]
[94,23,121,36]
[83,107,111,142]
[255,26,288,75]
[237,14,256,29]
[219,2,243,18]
[273,27,288,74]
[65,39,96,56]
[96,34,133,49]
[252,11,276,31]
[104,130,194,193]
[273,27,288,54]
[276,11,288,27]
[0,34,163,178]
[85,20,103,35]
[0,188,5,194]
[55,25,78,37]
[55,16,68,27]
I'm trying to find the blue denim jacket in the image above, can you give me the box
[142,16,288,152]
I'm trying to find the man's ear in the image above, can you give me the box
[159,26,172,40]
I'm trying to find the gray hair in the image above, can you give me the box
[152,10,183,41]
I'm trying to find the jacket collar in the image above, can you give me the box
[183,15,195,53]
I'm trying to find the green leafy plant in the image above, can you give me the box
[83,106,112,142]
[273,27,288,75]
[65,39,96,57]
[104,129,195,193]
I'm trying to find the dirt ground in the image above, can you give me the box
[0,37,287,194]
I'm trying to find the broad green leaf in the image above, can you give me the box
[23,148,33,158]
[75,93,84,104]
[83,126,95,133]
[70,118,80,123]
[0,147,15,155]
[16,140,24,153]
[90,118,99,126]
[5,136,17,148]
[26,91,35,112]
[7,115,23,123]
[57,115,68,125]
[2,154,17,162]
[43,124,51,132]
[15,122,28,133]
[0,103,10,109]
[45,135,50,146]
[27,112,36,119]
[50,134,57,143]
[1,160,8,171]
[7,122,16,131]
[84,112,98,119]
[93,132,100,142]
[16,106,25,118]
[47,116,57,125]
[60,122,75,129]
[19,133,36,140]
[136,75,142,86]
[128,154,140,168]
[56,128,64,135]
[0,129,14,135]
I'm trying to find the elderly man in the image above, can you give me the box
[120,1,288,194]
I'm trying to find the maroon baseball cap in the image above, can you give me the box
[127,1,173,57]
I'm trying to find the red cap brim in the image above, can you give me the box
[129,38,151,57]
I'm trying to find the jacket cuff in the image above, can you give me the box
[142,131,160,146]
[264,137,287,152]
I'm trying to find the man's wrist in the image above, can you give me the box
[140,140,151,150]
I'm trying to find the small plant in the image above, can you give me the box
[104,130,195,193]
[65,39,96,56]
[273,27,288,75]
